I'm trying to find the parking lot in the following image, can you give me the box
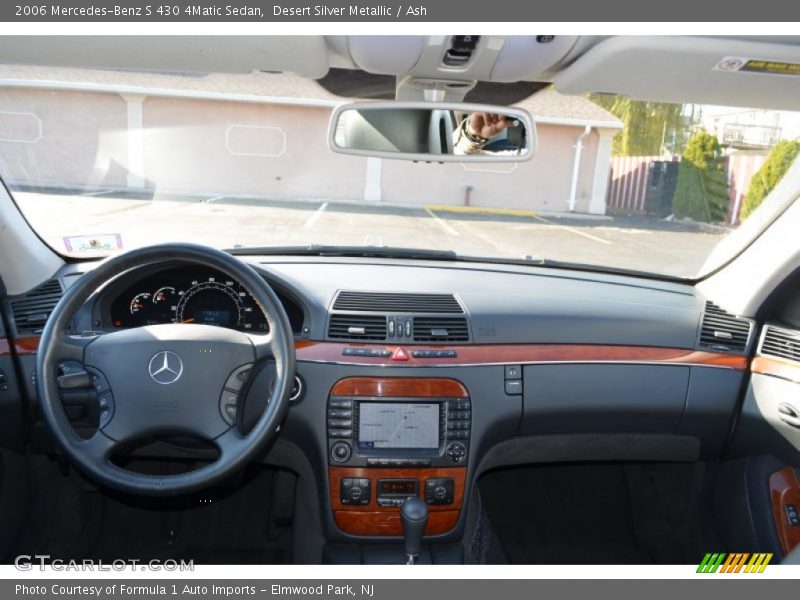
[14,190,730,279]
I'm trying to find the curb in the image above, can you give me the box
[425,204,538,218]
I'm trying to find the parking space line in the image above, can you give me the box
[303,202,328,228]
[425,208,460,236]
[458,222,505,252]
[533,215,612,245]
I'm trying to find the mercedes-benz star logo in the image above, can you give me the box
[148,351,184,385]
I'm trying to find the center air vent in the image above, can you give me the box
[760,325,800,363]
[9,279,63,336]
[332,291,463,314]
[413,317,469,343]
[328,314,387,341]
[698,301,752,354]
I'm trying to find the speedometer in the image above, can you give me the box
[174,279,244,328]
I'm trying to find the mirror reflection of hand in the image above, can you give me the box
[468,113,514,139]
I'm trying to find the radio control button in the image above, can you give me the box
[329,429,353,439]
[328,409,352,419]
[223,364,254,393]
[446,442,467,463]
[329,399,353,409]
[331,441,351,463]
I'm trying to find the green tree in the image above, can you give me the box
[673,131,730,223]
[588,94,687,156]
[740,140,800,220]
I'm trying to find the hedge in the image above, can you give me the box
[672,131,729,223]
[740,140,800,220]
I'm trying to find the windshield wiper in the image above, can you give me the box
[227,244,458,261]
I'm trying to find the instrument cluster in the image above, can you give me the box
[108,267,293,332]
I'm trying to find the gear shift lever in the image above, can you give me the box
[400,496,428,564]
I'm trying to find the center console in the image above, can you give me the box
[326,377,470,536]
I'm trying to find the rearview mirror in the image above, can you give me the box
[328,102,535,162]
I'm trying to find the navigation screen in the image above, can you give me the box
[358,403,440,450]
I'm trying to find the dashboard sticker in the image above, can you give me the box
[714,56,800,76]
[63,233,123,253]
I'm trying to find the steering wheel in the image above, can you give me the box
[36,243,296,496]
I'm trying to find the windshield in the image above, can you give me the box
[1,66,798,279]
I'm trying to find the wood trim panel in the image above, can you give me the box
[329,466,466,536]
[5,336,39,356]
[752,356,800,385]
[0,338,10,357]
[333,510,459,537]
[297,341,748,370]
[769,467,800,554]
[330,377,467,398]
[10,336,749,372]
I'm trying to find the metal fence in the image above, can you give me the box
[606,156,661,213]
[606,153,768,224]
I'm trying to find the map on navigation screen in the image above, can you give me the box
[358,403,440,449]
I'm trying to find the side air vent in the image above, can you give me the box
[698,301,752,354]
[328,314,387,341]
[413,317,469,343]
[332,291,463,313]
[9,279,63,335]
[761,325,800,363]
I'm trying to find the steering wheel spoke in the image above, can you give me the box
[53,333,96,362]
[79,430,118,465]
[247,331,277,361]
[214,425,246,459]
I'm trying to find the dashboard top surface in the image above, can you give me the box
[56,255,705,350]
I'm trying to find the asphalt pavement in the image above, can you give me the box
[14,190,729,279]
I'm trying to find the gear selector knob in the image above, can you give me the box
[400,496,428,564]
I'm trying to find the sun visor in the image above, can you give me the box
[490,35,577,82]
[348,36,427,75]
[0,36,332,79]
[555,36,800,111]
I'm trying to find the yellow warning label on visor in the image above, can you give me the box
[714,56,800,76]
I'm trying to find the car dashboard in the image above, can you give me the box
[0,255,767,546]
